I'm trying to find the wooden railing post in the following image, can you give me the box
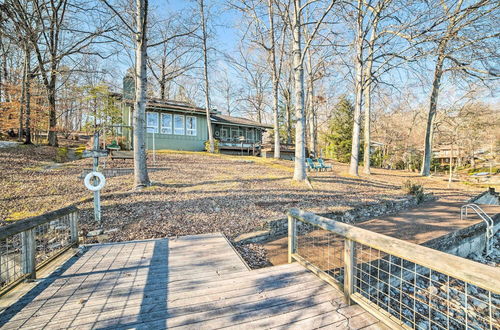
[70,212,79,247]
[288,215,297,263]
[21,228,36,280]
[343,238,356,305]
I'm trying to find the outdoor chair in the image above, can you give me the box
[306,158,320,171]
[317,158,332,171]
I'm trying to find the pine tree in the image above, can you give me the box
[324,96,355,163]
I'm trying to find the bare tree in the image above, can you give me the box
[418,0,500,176]
[1,0,42,144]
[102,0,151,188]
[290,0,335,181]
[232,0,288,157]
[199,0,215,153]
[147,13,199,100]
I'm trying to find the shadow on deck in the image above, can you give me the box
[0,233,386,329]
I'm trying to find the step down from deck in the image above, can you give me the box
[0,233,386,329]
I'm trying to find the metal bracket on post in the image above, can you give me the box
[288,215,297,263]
[21,228,36,280]
[343,238,356,305]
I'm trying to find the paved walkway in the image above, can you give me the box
[356,200,499,244]
[264,200,499,265]
[0,233,386,329]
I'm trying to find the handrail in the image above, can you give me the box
[288,207,499,294]
[461,203,494,254]
[0,206,79,295]
[0,205,78,241]
[460,203,493,224]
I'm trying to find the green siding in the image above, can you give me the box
[145,111,207,151]
[120,104,265,152]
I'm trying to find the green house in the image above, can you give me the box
[118,75,272,154]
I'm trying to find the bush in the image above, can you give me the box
[55,147,69,163]
[402,180,425,203]
[205,139,219,153]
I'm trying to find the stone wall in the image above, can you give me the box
[234,194,435,244]
[422,212,500,258]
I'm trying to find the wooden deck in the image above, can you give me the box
[0,233,386,329]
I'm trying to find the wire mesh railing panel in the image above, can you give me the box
[295,222,345,283]
[0,233,23,290]
[353,242,500,329]
[34,214,74,265]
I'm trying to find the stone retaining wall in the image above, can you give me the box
[422,212,500,258]
[235,194,436,244]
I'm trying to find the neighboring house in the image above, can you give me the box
[118,75,271,154]
[433,145,479,166]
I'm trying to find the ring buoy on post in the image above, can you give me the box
[84,171,106,191]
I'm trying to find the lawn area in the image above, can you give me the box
[0,145,484,243]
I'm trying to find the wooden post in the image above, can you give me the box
[343,238,356,305]
[70,212,79,247]
[21,228,36,280]
[288,215,297,263]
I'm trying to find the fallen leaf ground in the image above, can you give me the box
[1,145,484,247]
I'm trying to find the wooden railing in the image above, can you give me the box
[0,206,79,295]
[288,208,499,329]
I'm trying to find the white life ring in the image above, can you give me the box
[84,171,106,191]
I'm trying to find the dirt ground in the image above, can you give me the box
[1,144,487,249]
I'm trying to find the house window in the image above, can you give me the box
[146,112,158,133]
[221,128,228,140]
[186,116,197,136]
[247,129,254,142]
[174,114,185,135]
[231,128,240,141]
[161,113,172,134]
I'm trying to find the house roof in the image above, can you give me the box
[211,114,273,129]
[125,98,208,114]
[123,97,272,129]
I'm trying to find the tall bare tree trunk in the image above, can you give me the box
[362,82,371,174]
[362,15,378,175]
[349,0,364,176]
[133,0,151,188]
[285,87,292,144]
[292,0,307,181]
[19,50,26,142]
[24,48,32,144]
[268,0,280,159]
[421,52,445,176]
[199,0,214,153]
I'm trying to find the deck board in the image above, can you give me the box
[0,233,385,329]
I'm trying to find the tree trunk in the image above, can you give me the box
[133,0,151,189]
[24,48,32,144]
[47,84,58,146]
[421,53,445,176]
[199,0,214,153]
[363,17,378,175]
[285,88,292,144]
[19,51,26,143]
[292,0,306,181]
[349,0,364,176]
[268,0,280,159]
[362,82,371,174]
